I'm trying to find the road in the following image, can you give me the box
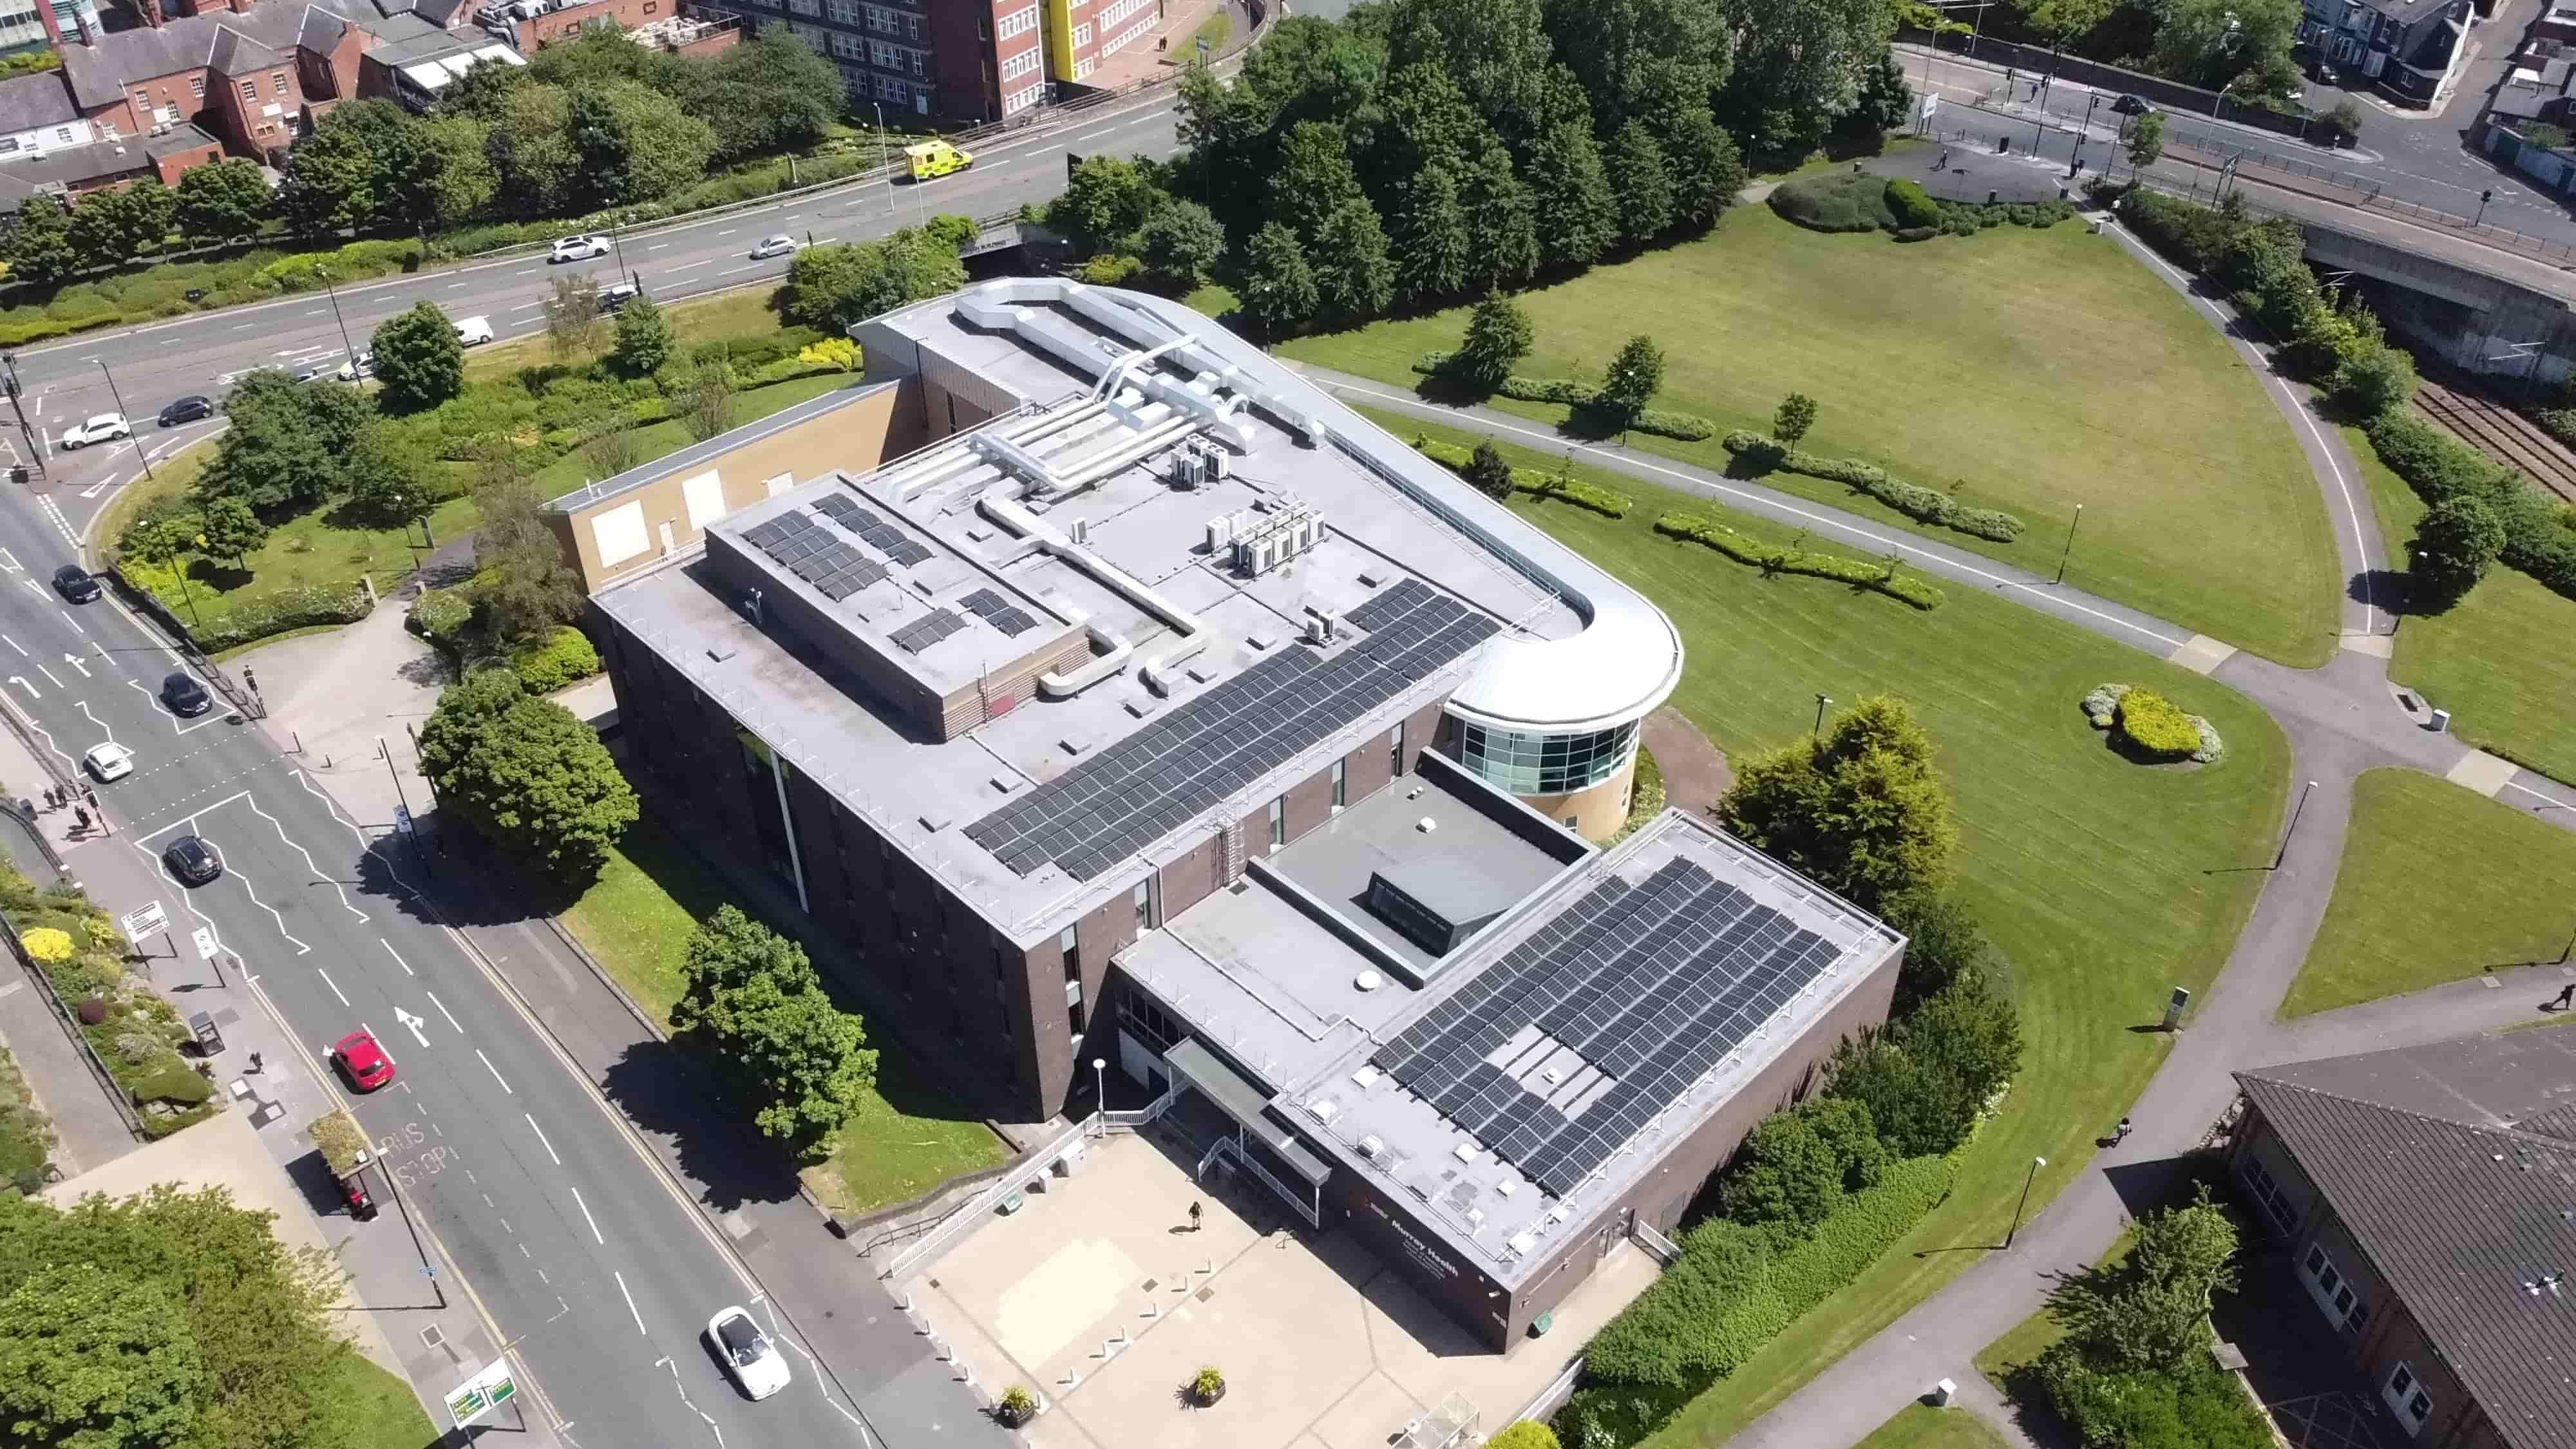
[0,500,880,1443]
[9,89,1186,546]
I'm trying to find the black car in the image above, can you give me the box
[162,834,222,886]
[161,671,212,717]
[157,395,214,428]
[50,564,99,603]
[596,280,643,314]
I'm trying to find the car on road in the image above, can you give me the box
[50,564,99,602]
[160,670,212,717]
[596,279,643,313]
[60,413,129,449]
[330,1028,395,1092]
[336,352,375,381]
[749,234,798,260]
[455,316,495,346]
[162,833,223,886]
[292,361,337,384]
[157,395,214,427]
[706,1307,791,1399]
[550,234,612,263]
[82,741,133,781]
[2110,93,2153,117]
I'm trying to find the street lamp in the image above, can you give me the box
[94,359,152,482]
[872,103,896,222]
[2054,502,2084,585]
[1,352,42,478]
[1812,693,1833,738]
[2271,779,2319,871]
[314,265,357,372]
[1091,1056,1107,1130]
[2004,1155,2047,1249]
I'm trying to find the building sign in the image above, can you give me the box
[1368,1200,1461,1282]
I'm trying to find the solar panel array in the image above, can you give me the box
[960,587,1041,638]
[965,578,1497,882]
[889,609,966,654]
[1371,855,1842,1196]
[815,493,932,567]
[742,511,889,601]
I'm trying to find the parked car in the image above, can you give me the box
[82,741,133,781]
[330,1028,395,1092]
[292,361,336,384]
[60,413,129,448]
[50,564,99,602]
[336,352,375,381]
[162,833,223,886]
[706,1307,791,1399]
[749,234,798,260]
[550,234,611,263]
[455,316,495,346]
[157,395,214,427]
[596,279,643,313]
[160,670,212,717]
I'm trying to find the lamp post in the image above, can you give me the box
[93,359,152,482]
[314,266,358,373]
[2004,1155,2047,1249]
[2054,502,2084,584]
[608,221,633,291]
[1812,693,1833,740]
[2271,779,2319,871]
[873,104,896,221]
[1,352,42,478]
[1091,1056,1107,1130]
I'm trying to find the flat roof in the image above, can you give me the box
[1282,811,1903,1287]
[595,278,1676,942]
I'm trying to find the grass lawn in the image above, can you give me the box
[1367,412,2287,1449]
[1189,8,1232,53]
[0,1039,52,1188]
[464,286,795,383]
[2344,422,2576,785]
[1289,206,2337,666]
[334,1354,437,1449]
[2282,767,2576,1016]
[562,817,1007,1215]
[533,373,853,501]
[1854,1405,2013,1449]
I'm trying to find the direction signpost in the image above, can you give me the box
[444,1357,518,1430]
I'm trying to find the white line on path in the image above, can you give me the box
[665,260,710,273]
[318,969,350,1006]
[0,636,21,656]
[718,264,762,276]
[382,938,414,976]
[32,663,57,688]
[426,989,460,1030]
[477,1049,512,1094]
[715,227,737,236]
[573,1186,605,1244]
[614,1271,647,1334]
[526,1113,561,1165]
[361,1020,394,1065]
[656,1357,724,1448]
[221,858,312,955]
[647,242,669,250]
[511,301,545,312]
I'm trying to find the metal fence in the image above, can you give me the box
[876,1119,1089,1284]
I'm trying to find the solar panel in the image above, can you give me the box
[989,607,1037,636]
[889,609,967,654]
[882,538,933,567]
[960,588,1009,618]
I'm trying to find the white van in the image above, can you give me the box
[454,316,495,346]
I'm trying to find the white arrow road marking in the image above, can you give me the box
[394,1007,429,1048]
[9,676,37,699]
[61,652,88,677]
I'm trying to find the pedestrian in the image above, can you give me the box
[2114,1115,2133,1144]
[71,806,89,833]
[1188,1200,1203,1232]
[2550,983,2575,1012]
[42,786,58,810]
[248,1051,263,1074]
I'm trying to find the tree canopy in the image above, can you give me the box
[370,301,466,413]
[1715,695,1957,910]
[417,668,638,887]
[779,227,969,334]
[675,907,880,1161]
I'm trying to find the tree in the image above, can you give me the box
[1050,155,1169,254]
[1387,0,1553,142]
[1134,200,1226,285]
[1900,974,2022,1115]
[1391,165,1472,305]
[337,423,438,530]
[484,84,580,217]
[2126,110,2167,173]
[610,293,674,377]
[1539,0,1731,136]
[1659,105,1746,232]
[674,907,879,1162]
[275,122,383,234]
[370,301,465,413]
[544,274,605,360]
[568,80,717,208]
[2152,0,2298,91]
[1270,120,1367,243]
[1774,392,1818,445]
[193,370,370,514]
[1715,0,1895,159]
[2329,343,2415,416]
[1840,48,1914,144]
[70,179,174,260]
[778,230,967,334]
[1458,138,1540,292]
[1879,890,2007,1012]
[470,466,583,645]
[1484,1423,1561,1449]
[194,495,269,567]
[419,113,498,228]
[1,194,78,286]
[2408,495,2508,611]
[696,28,848,162]
[1603,120,1676,247]
[416,668,638,886]
[173,159,273,242]
[1313,198,1396,320]
[1238,222,1320,339]
[322,100,430,226]
[676,905,820,1026]
[1718,1099,1884,1245]
[1716,694,1957,909]
[1596,334,1666,427]
[1463,439,1516,500]
[2044,1186,2239,1372]
[1370,62,1486,195]
[1455,297,1534,389]
[1524,122,1617,269]
[0,1264,202,1449]
[677,359,735,442]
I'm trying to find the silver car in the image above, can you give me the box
[749,234,798,260]
[706,1307,790,1400]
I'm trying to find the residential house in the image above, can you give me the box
[2300,0,2478,106]
[0,66,222,211]
[2228,1029,2576,1449]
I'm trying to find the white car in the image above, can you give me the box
[749,234,798,260]
[454,317,495,347]
[83,741,134,781]
[549,234,611,263]
[706,1307,790,1400]
[60,413,130,449]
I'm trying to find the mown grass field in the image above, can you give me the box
[1854,1405,2014,1449]
[2284,767,2576,1016]
[1368,412,2286,1448]
[1291,204,2337,665]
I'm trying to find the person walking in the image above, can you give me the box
[2548,983,2575,1012]
[1188,1201,1203,1232]
[71,806,90,835]
[2113,1116,2133,1144]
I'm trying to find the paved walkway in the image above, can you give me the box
[1289,198,2576,1449]
[1640,706,1731,816]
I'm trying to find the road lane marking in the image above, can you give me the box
[32,663,57,688]
[220,855,312,955]
[244,793,368,922]
[526,1112,561,1164]
[476,1049,512,1094]
[654,1358,724,1447]
[383,938,414,976]
[0,549,17,571]
[718,263,763,276]
[395,1007,430,1047]
[715,227,737,236]
[361,1020,394,1065]
[61,652,87,677]
[0,636,21,656]
[647,242,669,250]
[0,695,71,770]
[573,1186,605,1244]
[511,301,545,312]
[136,788,248,840]
[426,989,460,1030]
[6,676,35,698]
[75,699,111,743]
[666,260,710,273]
[319,969,350,1005]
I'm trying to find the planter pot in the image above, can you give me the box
[1191,1383,1226,1407]
[996,1403,1036,1428]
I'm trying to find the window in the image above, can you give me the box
[1389,723,1406,777]
[995,3,1037,38]
[1000,48,1038,80]
[869,37,897,66]
[1267,795,1285,849]
[190,75,205,95]
[1133,879,1153,932]
[826,0,855,21]
[829,30,862,55]
[2300,1244,2371,1332]
[240,79,258,100]
[1065,976,1083,1008]
[1070,19,1090,43]
[1331,758,1347,808]
[909,48,925,77]
[270,70,285,93]
[2382,1362,2432,1435]
[905,11,918,37]
[1459,721,1641,796]
[1059,923,1081,981]
[789,0,819,15]
[2240,1155,2298,1234]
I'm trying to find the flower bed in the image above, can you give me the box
[2082,683,2223,763]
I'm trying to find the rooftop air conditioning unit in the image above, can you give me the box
[1070,518,1092,545]
[1204,513,1236,553]
[1171,448,1202,489]
[1358,1134,1385,1159]
[1206,445,1231,480]
[1307,1096,1339,1122]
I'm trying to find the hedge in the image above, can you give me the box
[1656,511,1946,609]
[505,626,603,695]
[1412,354,1718,442]
[121,576,374,654]
[1885,178,1939,229]
[2365,408,2576,602]
[1722,431,2027,542]
[1411,437,1634,518]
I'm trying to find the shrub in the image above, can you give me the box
[504,625,602,694]
[795,337,859,372]
[408,586,475,644]
[1191,1366,1224,1399]
[1767,171,1898,232]
[1656,511,1945,609]
[1412,437,1633,518]
[129,1065,213,1108]
[176,583,373,654]
[1884,178,1939,229]
[1721,431,2025,542]
[18,927,70,961]
[1486,1423,1560,1449]
[1076,252,1144,286]
[1410,355,1718,442]
[2114,688,2202,759]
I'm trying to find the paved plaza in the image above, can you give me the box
[914,1127,1657,1449]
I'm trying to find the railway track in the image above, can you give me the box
[2412,377,2576,507]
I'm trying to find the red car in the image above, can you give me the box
[330,1030,395,1093]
